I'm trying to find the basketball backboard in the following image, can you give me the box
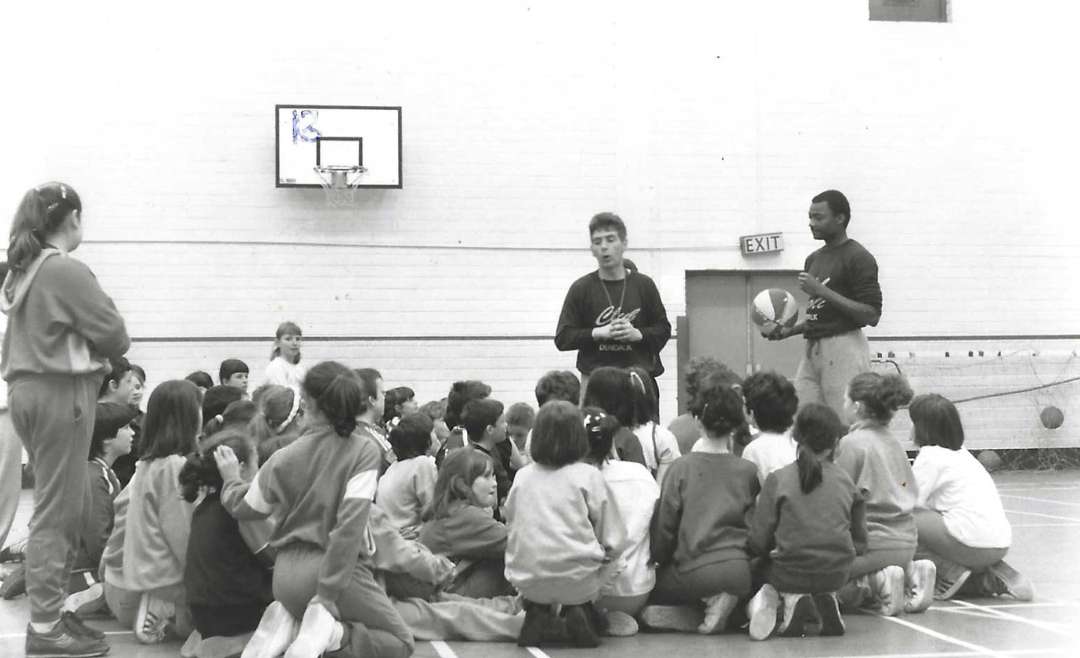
[275,105,402,188]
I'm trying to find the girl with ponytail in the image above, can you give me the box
[214,361,413,658]
[834,372,936,617]
[249,384,304,463]
[745,404,867,640]
[4,183,129,656]
[643,380,758,636]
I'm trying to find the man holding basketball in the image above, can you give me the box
[555,212,671,392]
[767,190,881,416]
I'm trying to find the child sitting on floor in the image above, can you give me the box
[376,413,438,539]
[908,393,1033,601]
[740,370,799,484]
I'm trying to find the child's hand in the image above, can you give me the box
[214,445,241,482]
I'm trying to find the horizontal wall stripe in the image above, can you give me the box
[84,239,741,253]
[128,334,1080,344]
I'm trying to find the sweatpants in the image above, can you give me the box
[651,559,752,604]
[794,329,871,418]
[274,544,413,658]
[104,581,193,637]
[849,546,916,579]
[9,374,100,624]
[753,556,849,594]
[0,410,22,549]
[914,509,1007,570]
[394,595,522,641]
[190,603,267,638]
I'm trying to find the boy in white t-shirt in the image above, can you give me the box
[740,371,799,484]
[909,393,1032,601]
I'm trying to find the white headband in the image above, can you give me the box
[275,391,301,433]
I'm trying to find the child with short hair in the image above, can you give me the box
[436,380,492,464]
[201,399,257,443]
[835,372,936,616]
[179,428,273,657]
[908,394,1032,601]
[263,321,305,391]
[382,386,418,429]
[505,401,630,648]
[741,370,800,484]
[668,357,741,455]
[354,367,394,475]
[202,385,244,430]
[419,448,513,599]
[461,398,519,516]
[582,407,659,636]
[534,370,580,406]
[219,359,250,394]
[376,413,438,539]
[643,381,758,635]
[216,362,412,658]
[580,367,647,466]
[746,403,867,640]
[627,367,681,483]
[504,403,535,454]
[250,384,304,464]
[185,371,214,394]
[98,356,137,405]
[64,402,139,616]
[100,380,201,644]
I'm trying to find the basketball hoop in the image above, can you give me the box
[314,164,367,206]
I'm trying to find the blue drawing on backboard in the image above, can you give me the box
[292,110,322,144]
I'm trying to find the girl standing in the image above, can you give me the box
[263,321,306,392]
[3,183,129,657]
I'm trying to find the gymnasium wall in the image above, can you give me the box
[2,1,1077,446]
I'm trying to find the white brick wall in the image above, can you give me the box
[2,1,1078,441]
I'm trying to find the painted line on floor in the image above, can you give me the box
[1011,522,1080,528]
[929,607,1009,621]
[525,647,552,658]
[0,630,133,640]
[817,649,1065,658]
[947,599,1076,637]
[1004,508,1080,522]
[429,640,458,658]
[877,613,1012,658]
[1000,494,1080,508]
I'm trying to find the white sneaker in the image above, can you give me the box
[905,560,936,613]
[63,582,106,617]
[284,603,342,658]
[243,601,299,658]
[868,566,906,617]
[604,610,639,637]
[698,592,738,634]
[980,560,1035,601]
[135,592,176,644]
[777,593,817,637]
[934,560,972,600]
[746,585,780,641]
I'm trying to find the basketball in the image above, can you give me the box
[1040,405,1065,430]
[751,288,799,330]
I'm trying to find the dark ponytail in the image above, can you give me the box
[303,361,365,437]
[8,183,81,274]
[178,429,252,502]
[792,403,845,493]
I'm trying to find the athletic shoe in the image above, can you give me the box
[0,537,27,562]
[25,621,109,658]
[812,592,845,636]
[63,583,106,618]
[978,560,1035,601]
[904,559,937,613]
[638,605,703,632]
[698,592,738,634]
[836,574,871,610]
[134,592,175,644]
[867,565,905,616]
[242,601,299,658]
[777,593,817,637]
[563,604,601,648]
[284,603,340,658]
[746,584,780,641]
[61,612,106,641]
[517,601,562,647]
[934,560,972,600]
[604,610,639,637]
[1,562,26,599]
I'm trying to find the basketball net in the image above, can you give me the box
[314,165,367,207]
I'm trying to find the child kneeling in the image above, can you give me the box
[747,404,868,639]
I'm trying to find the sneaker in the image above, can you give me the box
[25,621,109,658]
[837,574,871,610]
[979,560,1035,601]
[812,593,845,636]
[639,605,704,632]
[563,604,601,648]
[61,612,106,641]
[604,610,639,637]
[516,601,566,647]
[242,601,299,658]
[134,592,175,644]
[0,537,27,562]
[63,583,106,618]
[698,592,738,634]
[1,562,26,599]
[284,603,340,658]
[905,560,937,613]
[777,593,817,637]
[934,560,971,600]
[867,566,905,616]
[746,585,780,641]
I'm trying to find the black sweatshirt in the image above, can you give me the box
[554,270,671,377]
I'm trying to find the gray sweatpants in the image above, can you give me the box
[794,329,871,418]
[9,374,100,623]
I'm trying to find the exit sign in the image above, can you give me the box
[740,232,784,256]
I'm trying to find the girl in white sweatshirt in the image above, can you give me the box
[504,400,629,648]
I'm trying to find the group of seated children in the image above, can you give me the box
[19,323,1034,657]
